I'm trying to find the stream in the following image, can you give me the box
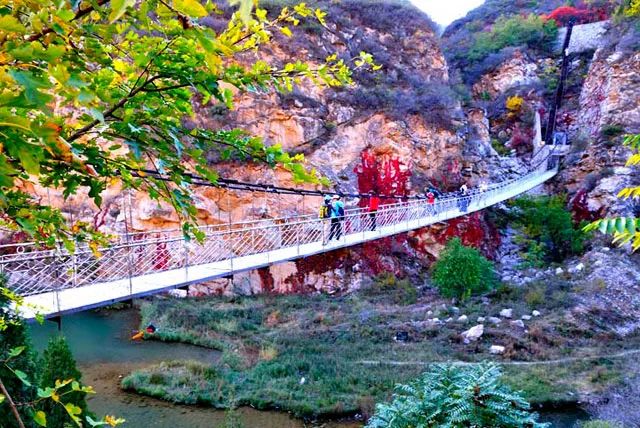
[29,307,589,427]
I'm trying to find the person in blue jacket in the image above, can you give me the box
[328,195,345,241]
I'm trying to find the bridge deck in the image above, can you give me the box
[10,167,558,319]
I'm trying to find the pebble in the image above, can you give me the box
[499,308,513,318]
[521,315,532,320]
[445,317,453,323]
[555,267,564,275]
[477,316,485,323]
[457,315,468,323]
[488,316,502,325]
[510,320,525,329]
[532,310,541,317]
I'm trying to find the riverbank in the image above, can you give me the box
[28,309,359,428]
[123,277,640,419]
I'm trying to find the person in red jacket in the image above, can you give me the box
[368,195,380,231]
[426,191,436,215]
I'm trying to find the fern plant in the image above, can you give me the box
[585,134,640,250]
[365,362,549,428]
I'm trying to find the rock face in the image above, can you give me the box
[472,50,540,98]
[10,2,511,296]
[575,49,640,138]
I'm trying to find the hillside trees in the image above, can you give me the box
[0,0,374,249]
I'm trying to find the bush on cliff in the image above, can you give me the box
[431,238,497,300]
[511,195,588,265]
[365,363,549,428]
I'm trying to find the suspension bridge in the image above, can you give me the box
[0,16,580,321]
[1,158,563,320]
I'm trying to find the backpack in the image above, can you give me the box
[335,203,345,217]
[319,204,330,219]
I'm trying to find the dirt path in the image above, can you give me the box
[357,348,640,367]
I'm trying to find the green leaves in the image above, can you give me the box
[109,0,136,22]
[34,410,47,427]
[0,15,27,34]
[173,0,208,17]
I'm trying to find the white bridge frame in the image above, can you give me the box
[1,166,558,319]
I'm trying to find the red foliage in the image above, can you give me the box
[257,267,275,293]
[569,189,605,223]
[354,149,412,206]
[435,212,501,260]
[545,6,607,26]
[506,124,533,154]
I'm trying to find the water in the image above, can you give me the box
[28,308,588,428]
[28,308,358,428]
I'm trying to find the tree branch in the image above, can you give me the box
[0,377,26,428]
[26,0,110,42]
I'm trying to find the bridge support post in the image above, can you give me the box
[49,315,62,331]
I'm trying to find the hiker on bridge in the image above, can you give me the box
[328,195,345,241]
[458,183,470,213]
[368,195,380,231]
[320,195,332,245]
[426,191,436,215]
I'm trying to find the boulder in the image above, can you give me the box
[457,315,468,323]
[521,315,532,321]
[490,345,505,354]
[532,310,541,317]
[555,267,564,275]
[477,316,486,323]
[488,316,502,325]
[461,324,484,343]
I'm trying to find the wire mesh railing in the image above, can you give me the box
[0,165,558,298]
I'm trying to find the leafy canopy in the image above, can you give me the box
[431,238,497,300]
[0,0,375,249]
[365,362,549,428]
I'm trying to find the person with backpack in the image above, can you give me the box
[426,191,436,215]
[368,195,380,231]
[320,195,332,245]
[328,195,345,241]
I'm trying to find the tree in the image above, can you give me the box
[365,362,549,428]
[512,195,588,264]
[585,134,640,249]
[0,0,375,249]
[431,238,497,300]
[38,337,89,428]
[0,278,37,428]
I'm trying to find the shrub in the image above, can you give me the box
[511,195,589,263]
[506,95,525,113]
[38,336,90,426]
[363,272,418,306]
[431,238,497,300]
[546,6,604,26]
[600,124,626,138]
[467,14,558,65]
[365,363,549,428]
[491,138,512,156]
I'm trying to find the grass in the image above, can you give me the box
[124,280,640,418]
